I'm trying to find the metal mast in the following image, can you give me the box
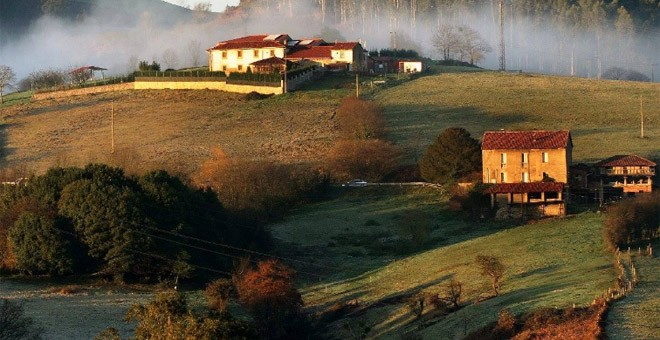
[498,0,506,71]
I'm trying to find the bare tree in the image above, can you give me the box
[432,24,460,60]
[457,26,492,65]
[476,255,505,296]
[0,65,16,104]
[161,48,179,70]
[186,40,203,67]
[445,279,463,309]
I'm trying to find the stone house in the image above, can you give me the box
[482,130,572,217]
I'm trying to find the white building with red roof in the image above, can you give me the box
[207,34,366,74]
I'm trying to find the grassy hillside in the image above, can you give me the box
[271,188,615,338]
[375,72,660,163]
[0,86,348,177]
[606,240,659,339]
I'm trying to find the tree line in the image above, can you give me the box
[0,164,269,282]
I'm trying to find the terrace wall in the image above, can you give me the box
[32,83,133,100]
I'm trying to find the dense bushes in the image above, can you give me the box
[603,194,660,249]
[0,164,265,282]
[123,259,309,340]
[327,97,402,181]
[195,147,329,221]
[326,139,402,181]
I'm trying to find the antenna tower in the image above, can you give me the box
[498,0,506,71]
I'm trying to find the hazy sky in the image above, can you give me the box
[162,0,239,12]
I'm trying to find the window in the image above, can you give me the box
[500,172,507,183]
[253,49,259,58]
[500,153,507,165]
[237,65,243,71]
[522,153,528,164]
[542,152,549,163]
[270,50,275,57]
[339,50,346,58]
[221,51,227,59]
[237,50,243,58]
[222,66,227,71]
[522,172,529,183]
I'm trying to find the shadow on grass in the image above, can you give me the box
[382,104,537,150]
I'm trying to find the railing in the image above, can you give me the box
[134,70,226,81]
[604,168,655,176]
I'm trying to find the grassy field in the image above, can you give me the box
[606,239,659,339]
[374,72,660,163]
[0,278,153,338]
[0,91,33,108]
[0,87,348,178]
[270,188,615,339]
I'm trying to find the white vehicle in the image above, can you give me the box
[343,179,368,187]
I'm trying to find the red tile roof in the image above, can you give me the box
[482,130,571,150]
[210,41,285,50]
[250,57,286,66]
[331,42,360,50]
[286,46,333,60]
[485,182,565,194]
[223,35,269,43]
[596,154,656,167]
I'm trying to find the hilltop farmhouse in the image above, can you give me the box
[207,34,367,74]
[482,130,572,217]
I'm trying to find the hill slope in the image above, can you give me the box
[0,89,345,177]
[375,72,660,163]
[270,187,615,338]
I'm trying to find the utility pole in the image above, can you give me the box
[355,73,359,98]
[111,101,115,154]
[498,0,505,71]
[640,95,644,139]
[652,63,658,82]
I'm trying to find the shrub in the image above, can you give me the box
[419,127,481,184]
[335,97,385,140]
[603,194,660,249]
[195,147,328,220]
[0,299,43,340]
[326,139,402,181]
[205,278,234,313]
[234,260,310,339]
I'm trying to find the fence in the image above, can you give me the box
[134,70,226,82]
[34,75,135,94]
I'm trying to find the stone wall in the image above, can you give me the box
[32,83,134,100]
[31,80,285,101]
[133,80,283,95]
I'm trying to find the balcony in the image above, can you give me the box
[603,168,655,176]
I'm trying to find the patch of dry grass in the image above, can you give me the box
[0,89,344,177]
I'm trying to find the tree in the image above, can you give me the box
[445,279,463,309]
[457,26,492,65]
[432,25,461,60]
[419,127,481,184]
[476,255,505,297]
[8,212,75,275]
[186,40,203,67]
[205,278,234,313]
[161,48,179,70]
[603,194,660,249]
[0,65,16,105]
[0,299,43,340]
[234,260,308,339]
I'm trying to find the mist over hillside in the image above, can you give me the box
[1,0,658,83]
